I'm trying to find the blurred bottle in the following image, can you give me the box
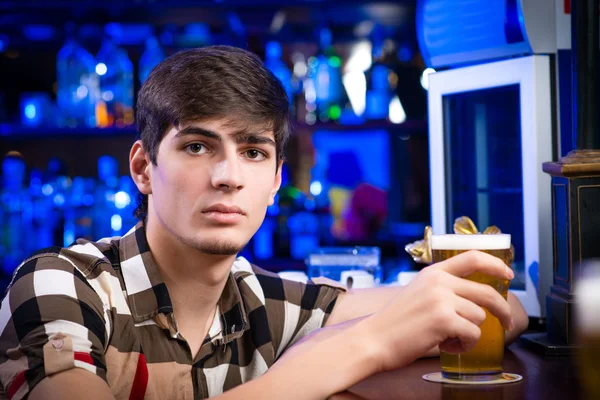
[575,262,600,399]
[305,27,345,123]
[64,176,95,245]
[93,156,119,239]
[364,26,396,121]
[139,35,165,85]
[28,168,54,253]
[275,185,305,258]
[96,29,134,128]
[287,209,320,260]
[265,41,293,106]
[20,92,56,128]
[43,158,71,247]
[0,154,31,274]
[56,24,99,128]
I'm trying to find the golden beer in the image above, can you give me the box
[431,234,511,381]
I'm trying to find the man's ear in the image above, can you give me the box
[268,159,284,206]
[130,140,152,195]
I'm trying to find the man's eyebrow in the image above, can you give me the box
[174,126,222,141]
[235,134,276,147]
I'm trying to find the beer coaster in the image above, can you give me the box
[422,372,523,385]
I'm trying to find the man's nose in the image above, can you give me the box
[210,155,244,190]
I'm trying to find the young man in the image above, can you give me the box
[0,46,528,400]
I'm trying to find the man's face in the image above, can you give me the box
[147,119,282,255]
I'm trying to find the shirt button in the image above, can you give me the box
[51,338,64,350]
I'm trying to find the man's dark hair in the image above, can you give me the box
[133,45,290,220]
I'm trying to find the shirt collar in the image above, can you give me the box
[117,221,248,342]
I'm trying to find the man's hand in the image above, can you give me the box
[357,250,515,374]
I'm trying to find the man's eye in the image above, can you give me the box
[187,143,206,154]
[245,149,266,160]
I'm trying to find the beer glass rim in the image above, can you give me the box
[430,234,511,250]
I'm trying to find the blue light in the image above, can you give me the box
[42,184,54,196]
[266,41,282,59]
[96,63,107,76]
[53,193,66,207]
[64,229,75,247]
[114,191,131,209]
[24,104,36,120]
[310,181,323,196]
[111,214,122,232]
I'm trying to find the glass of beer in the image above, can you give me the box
[430,233,511,381]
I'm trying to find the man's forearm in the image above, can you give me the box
[216,318,379,400]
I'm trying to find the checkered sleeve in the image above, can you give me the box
[250,266,345,360]
[0,254,109,400]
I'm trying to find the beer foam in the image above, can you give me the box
[576,275,600,332]
[430,234,511,250]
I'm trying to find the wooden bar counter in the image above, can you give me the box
[332,343,584,400]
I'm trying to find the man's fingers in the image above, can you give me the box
[452,278,513,331]
[432,250,514,281]
[453,296,487,327]
[444,315,481,354]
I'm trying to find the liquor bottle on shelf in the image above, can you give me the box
[264,41,293,106]
[28,168,54,252]
[43,158,72,247]
[64,176,95,245]
[305,26,345,124]
[0,154,31,274]
[96,28,134,128]
[139,35,165,85]
[364,26,397,121]
[56,23,99,128]
[93,155,120,239]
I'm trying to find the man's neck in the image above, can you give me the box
[144,216,237,345]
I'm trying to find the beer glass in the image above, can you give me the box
[430,233,511,381]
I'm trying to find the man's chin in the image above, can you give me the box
[181,235,246,256]
[197,242,244,256]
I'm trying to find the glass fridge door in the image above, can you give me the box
[444,84,524,288]
[428,55,553,317]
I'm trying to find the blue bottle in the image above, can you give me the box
[0,155,31,274]
[287,210,320,260]
[306,27,344,123]
[56,25,99,128]
[96,30,134,128]
[365,26,394,121]
[265,41,293,106]
[29,168,54,252]
[139,36,165,85]
[93,156,119,239]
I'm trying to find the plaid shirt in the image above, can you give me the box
[0,222,344,399]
